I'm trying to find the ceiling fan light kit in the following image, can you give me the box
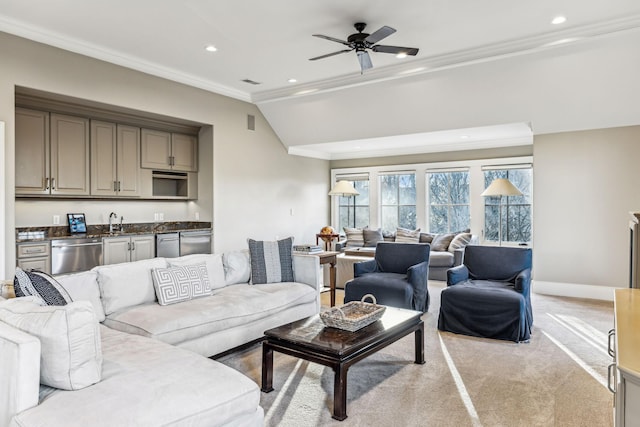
[310,22,419,73]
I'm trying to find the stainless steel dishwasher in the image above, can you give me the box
[179,230,212,255]
[51,238,103,275]
[156,233,180,258]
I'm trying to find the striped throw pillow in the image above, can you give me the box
[395,227,421,243]
[248,237,294,284]
[448,233,473,253]
[343,227,365,247]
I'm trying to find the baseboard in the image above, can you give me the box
[533,281,621,302]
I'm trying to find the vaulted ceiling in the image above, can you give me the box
[1,1,639,159]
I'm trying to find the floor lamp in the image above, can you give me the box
[481,178,522,246]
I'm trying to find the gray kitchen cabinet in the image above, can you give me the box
[15,108,90,196]
[140,128,197,172]
[91,121,140,197]
[102,234,155,265]
[16,241,51,274]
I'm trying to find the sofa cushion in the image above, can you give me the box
[152,264,212,305]
[429,251,455,267]
[363,228,384,247]
[0,298,102,390]
[168,253,226,289]
[12,325,262,427]
[449,232,473,252]
[223,250,251,285]
[419,232,435,244]
[395,227,421,243]
[13,268,72,306]
[102,282,316,347]
[248,237,295,284]
[94,258,167,316]
[55,271,106,322]
[431,233,456,251]
[343,227,365,247]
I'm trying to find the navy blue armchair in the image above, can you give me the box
[438,246,533,342]
[344,242,430,312]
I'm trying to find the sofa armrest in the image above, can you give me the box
[354,259,377,277]
[514,268,532,294]
[407,261,430,312]
[0,322,41,426]
[334,239,347,252]
[292,254,322,291]
[452,248,465,267]
[447,264,469,286]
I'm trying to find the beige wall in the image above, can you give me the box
[533,126,640,292]
[0,32,329,277]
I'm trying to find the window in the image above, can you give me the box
[428,169,470,233]
[336,175,370,231]
[483,166,532,243]
[379,172,416,233]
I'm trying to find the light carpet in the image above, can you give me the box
[217,282,614,426]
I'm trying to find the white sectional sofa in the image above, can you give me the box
[0,250,322,426]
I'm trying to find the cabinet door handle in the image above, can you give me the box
[45,177,50,190]
[168,156,172,166]
[127,242,131,251]
[51,178,56,190]
[608,363,617,394]
[608,329,616,358]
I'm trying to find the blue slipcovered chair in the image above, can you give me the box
[344,242,430,312]
[438,246,533,342]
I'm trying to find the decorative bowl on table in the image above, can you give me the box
[320,294,386,332]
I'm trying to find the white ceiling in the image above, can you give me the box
[2,1,640,159]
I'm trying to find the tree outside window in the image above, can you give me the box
[380,173,416,233]
[483,168,532,243]
[428,170,470,233]
[338,179,370,230]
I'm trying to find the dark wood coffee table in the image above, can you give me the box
[261,306,424,420]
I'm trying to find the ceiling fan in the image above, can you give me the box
[310,22,419,73]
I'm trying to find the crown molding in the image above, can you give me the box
[0,16,252,102]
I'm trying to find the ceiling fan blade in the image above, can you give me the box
[372,45,419,56]
[312,34,351,46]
[309,49,352,61]
[364,26,396,44]
[357,50,373,72]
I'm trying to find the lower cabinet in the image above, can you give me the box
[103,235,155,265]
[16,241,51,274]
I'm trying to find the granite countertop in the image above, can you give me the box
[16,221,212,242]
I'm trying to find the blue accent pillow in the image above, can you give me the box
[14,267,73,306]
[247,237,294,284]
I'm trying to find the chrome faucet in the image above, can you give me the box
[119,216,124,233]
[109,212,118,234]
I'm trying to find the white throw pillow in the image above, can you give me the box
[55,270,106,322]
[168,253,226,289]
[94,258,167,316]
[0,298,102,390]
[152,264,212,305]
[223,250,251,285]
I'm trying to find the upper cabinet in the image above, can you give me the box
[16,108,90,196]
[140,128,197,172]
[90,121,140,197]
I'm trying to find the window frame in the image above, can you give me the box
[426,167,470,234]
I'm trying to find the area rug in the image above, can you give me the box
[217,283,614,426]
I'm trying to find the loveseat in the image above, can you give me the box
[0,249,322,426]
[335,227,476,281]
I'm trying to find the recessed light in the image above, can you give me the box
[396,52,408,59]
[205,45,217,52]
[288,78,297,83]
[551,16,567,25]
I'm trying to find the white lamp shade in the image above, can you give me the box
[328,180,359,196]
[481,178,523,197]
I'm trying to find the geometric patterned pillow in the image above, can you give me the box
[151,264,212,306]
[247,237,294,285]
[13,267,73,306]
